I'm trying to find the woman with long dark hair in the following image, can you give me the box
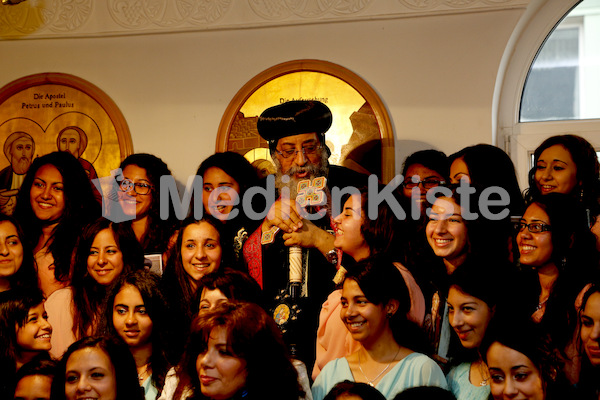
[101,269,170,400]
[0,288,53,398]
[314,186,426,379]
[0,214,36,293]
[14,151,100,297]
[525,134,600,211]
[192,152,261,265]
[117,153,178,256]
[312,256,446,400]
[45,218,144,358]
[51,335,143,400]
[483,318,575,400]
[161,216,225,364]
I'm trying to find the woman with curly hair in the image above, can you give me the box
[162,301,304,400]
[14,151,100,297]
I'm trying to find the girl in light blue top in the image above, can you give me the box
[445,254,515,400]
[312,256,446,400]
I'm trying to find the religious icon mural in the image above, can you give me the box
[217,60,394,184]
[0,73,132,214]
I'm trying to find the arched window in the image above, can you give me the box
[498,0,600,190]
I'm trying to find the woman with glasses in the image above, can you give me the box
[516,193,598,360]
[400,150,449,218]
[117,153,178,258]
[14,152,100,298]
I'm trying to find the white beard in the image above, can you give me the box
[273,150,329,200]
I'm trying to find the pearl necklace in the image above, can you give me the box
[357,347,401,387]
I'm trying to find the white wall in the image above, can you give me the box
[0,4,528,187]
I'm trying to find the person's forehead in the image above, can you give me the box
[277,132,319,147]
[13,137,32,146]
[60,130,80,140]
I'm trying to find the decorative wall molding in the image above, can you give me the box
[0,0,530,40]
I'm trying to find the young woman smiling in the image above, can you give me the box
[0,288,53,398]
[161,216,225,364]
[117,153,178,259]
[526,135,600,211]
[101,270,170,400]
[444,257,516,400]
[50,336,143,400]
[312,257,446,400]
[517,194,599,384]
[14,152,100,298]
[483,319,575,400]
[45,218,144,358]
[314,187,426,379]
[516,194,598,331]
[193,152,261,266]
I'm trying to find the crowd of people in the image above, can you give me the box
[1,99,600,400]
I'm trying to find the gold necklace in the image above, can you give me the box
[357,347,401,387]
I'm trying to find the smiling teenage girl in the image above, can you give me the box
[45,218,144,358]
[161,216,225,364]
[312,256,446,400]
[14,152,100,298]
[51,336,143,400]
[0,288,53,398]
[526,135,599,210]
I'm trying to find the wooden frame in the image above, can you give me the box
[217,60,394,183]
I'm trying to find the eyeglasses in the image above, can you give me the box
[403,178,445,189]
[118,179,152,195]
[514,222,552,233]
[276,143,322,159]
